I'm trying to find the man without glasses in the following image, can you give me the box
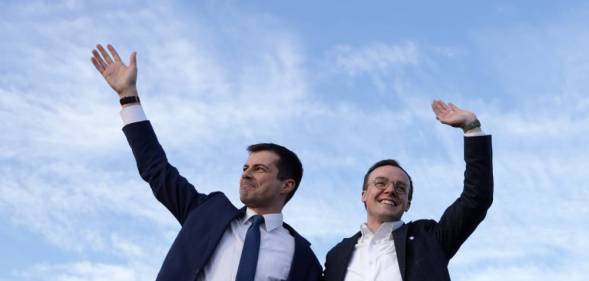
[323,100,493,281]
[91,44,322,281]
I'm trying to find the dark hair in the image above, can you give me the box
[362,159,413,202]
[247,143,303,203]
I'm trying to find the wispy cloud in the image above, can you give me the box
[332,42,419,75]
[14,261,155,281]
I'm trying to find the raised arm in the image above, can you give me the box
[91,44,205,224]
[430,100,493,259]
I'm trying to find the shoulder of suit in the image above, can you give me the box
[405,219,438,232]
[282,222,312,245]
[207,190,229,200]
[326,231,361,256]
[195,191,231,205]
[187,191,239,214]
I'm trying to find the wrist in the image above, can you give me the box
[118,86,138,98]
[462,118,481,133]
[118,87,139,108]
[120,96,140,108]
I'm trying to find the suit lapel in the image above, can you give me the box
[186,196,242,276]
[393,223,408,281]
[335,232,361,281]
[283,223,310,281]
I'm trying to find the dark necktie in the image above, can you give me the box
[235,215,265,281]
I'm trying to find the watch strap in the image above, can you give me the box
[120,96,140,105]
[462,119,481,132]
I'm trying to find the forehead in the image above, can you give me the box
[245,150,280,166]
[369,165,410,183]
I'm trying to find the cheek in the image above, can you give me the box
[257,176,280,193]
[363,190,379,206]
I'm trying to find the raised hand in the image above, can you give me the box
[91,44,138,97]
[431,100,477,129]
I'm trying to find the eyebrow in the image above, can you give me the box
[243,164,270,169]
[372,177,408,186]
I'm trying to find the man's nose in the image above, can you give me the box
[242,168,253,179]
[383,183,396,194]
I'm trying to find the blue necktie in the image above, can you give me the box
[235,215,265,281]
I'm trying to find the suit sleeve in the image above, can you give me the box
[123,120,207,225]
[434,135,493,259]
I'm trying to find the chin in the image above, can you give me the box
[378,212,403,222]
[239,194,251,205]
[240,196,262,208]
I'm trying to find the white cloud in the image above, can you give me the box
[14,261,155,281]
[332,42,419,75]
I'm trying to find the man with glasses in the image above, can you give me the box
[323,100,493,281]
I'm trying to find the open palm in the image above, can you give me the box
[91,44,137,97]
[431,100,476,128]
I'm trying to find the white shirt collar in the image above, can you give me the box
[359,220,404,243]
[244,208,284,232]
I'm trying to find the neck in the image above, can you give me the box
[249,205,282,215]
[366,216,400,233]
[366,219,384,233]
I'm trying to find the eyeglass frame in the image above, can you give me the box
[369,177,410,194]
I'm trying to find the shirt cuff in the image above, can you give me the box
[120,104,147,125]
[464,127,487,137]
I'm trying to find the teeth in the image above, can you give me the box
[381,200,394,205]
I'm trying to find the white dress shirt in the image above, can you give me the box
[199,208,294,281]
[344,221,404,281]
[120,105,295,281]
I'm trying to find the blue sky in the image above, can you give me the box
[1,0,588,280]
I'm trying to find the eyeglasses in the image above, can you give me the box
[370,179,408,193]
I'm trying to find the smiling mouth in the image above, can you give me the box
[379,199,398,207]
[240,181,256,189]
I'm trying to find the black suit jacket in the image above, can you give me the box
[123,121,322,281]
[324,136,493,281]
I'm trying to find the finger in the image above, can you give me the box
[129,51,137,67]
[438,100,449,111]
[432,100,445,115]
[107,44,122,63]
[92,49,107,70]
[91,57,104,73]
[97,44,114,64]
[431,101,438,113]
[431,100,440,110]
[448,103,460,112]
[432,104,442,116]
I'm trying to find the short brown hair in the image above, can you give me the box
[362,159,413,202]
[247,143,303,203]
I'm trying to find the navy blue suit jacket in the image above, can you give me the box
[123,121,322,281]
[324,136,493,281]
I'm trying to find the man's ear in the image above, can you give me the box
[281,179,296,195]
[361,190,367,204]
[405,201,411,212]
